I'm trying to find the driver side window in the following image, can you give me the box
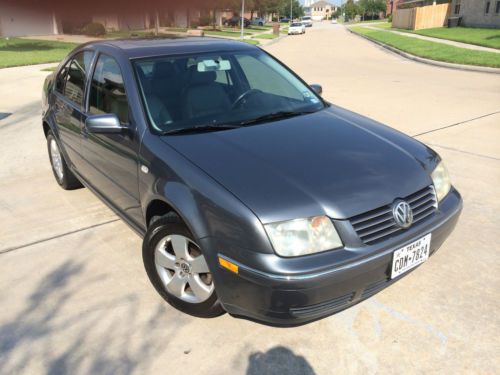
[89,54,129,124]
[235,54,303,101]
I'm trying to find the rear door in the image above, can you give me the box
[79,53,143,228]
[52,50,94,170]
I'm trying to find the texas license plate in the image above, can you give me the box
[391,234,431,279]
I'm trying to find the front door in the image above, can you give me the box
[79,53,143,228]
[52,51,94,169]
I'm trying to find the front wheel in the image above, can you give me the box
[143,214,224,318]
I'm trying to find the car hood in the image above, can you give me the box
[162,106,437,224]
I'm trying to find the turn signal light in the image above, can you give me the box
[218,257,238,274]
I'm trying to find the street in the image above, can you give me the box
[1,23,499,374]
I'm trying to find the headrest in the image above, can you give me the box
[154,61,175,79]
[189,65,216,85]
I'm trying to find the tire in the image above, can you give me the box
[259,22,263,26]
[46,131,82,190]
[143,213,225,318]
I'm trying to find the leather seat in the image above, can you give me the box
[152,61,181,120]
[182,67,231,120]
[137,65,172,129]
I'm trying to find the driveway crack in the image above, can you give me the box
[412,110,500,137]
[0,219,120,255]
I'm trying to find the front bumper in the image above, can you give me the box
[202,188,462,326]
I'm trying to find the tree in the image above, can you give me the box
[343,0,360,21]
[358,0,386,20]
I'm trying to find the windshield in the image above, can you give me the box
[291,23,303,27]
[133,49,325,134]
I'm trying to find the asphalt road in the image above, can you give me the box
[1,23,499,375]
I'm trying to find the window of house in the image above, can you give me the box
[495,0,500,13]
[454,0,461,14]
[89,54,129,124]
[485,1,491,13]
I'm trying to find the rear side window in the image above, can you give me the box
[89,54,129,124]
[55,51,94,107]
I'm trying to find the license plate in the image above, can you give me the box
[391,234,431,279]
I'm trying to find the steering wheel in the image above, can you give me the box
[231,89,262,109]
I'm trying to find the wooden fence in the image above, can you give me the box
[392,3,451,30]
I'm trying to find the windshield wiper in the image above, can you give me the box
[239,110,315,126]
[162,124,242,135]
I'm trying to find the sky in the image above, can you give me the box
[300,0,343,6]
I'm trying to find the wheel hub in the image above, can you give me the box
[177,260,191,276]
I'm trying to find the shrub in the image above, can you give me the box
[198,15,211,27]
[388,14,393,22]
[82,22,106,36]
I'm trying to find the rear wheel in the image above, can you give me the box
[143,213,224,318]
[46,131,82,190]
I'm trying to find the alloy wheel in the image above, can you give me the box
[154,234,214,303]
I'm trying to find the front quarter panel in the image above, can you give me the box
[139,131,274,255]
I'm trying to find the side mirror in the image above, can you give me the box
[310,84,323,96]
[85,114,126,134]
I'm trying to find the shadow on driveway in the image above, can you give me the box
[0,255,187,375]
[246,346,316,375]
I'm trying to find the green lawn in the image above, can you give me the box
[248,25,272,31]
[371,22,392,29]
[0,38,77,68]
[252,33,279,40]
[240,39,260,45]
[349,19,389,25]
[350,26,500,68]
[412,27,500,50]
[204,30,252,37]
[370,24,500,49]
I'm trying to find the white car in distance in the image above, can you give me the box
[288,22,306,35]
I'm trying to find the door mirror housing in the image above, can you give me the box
[85,114,126,134]
[310,84,323,96]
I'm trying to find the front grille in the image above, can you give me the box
[350,186,437,245]
[290,292,355,318]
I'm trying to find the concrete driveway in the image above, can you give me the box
[1,23,499,375]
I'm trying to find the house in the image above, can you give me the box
[309,1,337,20]
[450,0,500,28]
[387,0,404,15]
[0,2,61,36]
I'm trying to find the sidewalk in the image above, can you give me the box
[362,25,500,54]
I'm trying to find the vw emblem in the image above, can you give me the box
[392,200,413,228]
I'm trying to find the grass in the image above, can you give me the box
[411,27,500,50]
[350,26,500,68]
[0,38,77,68]
[205,30,253,37]
[370,24,500,49]
[370,22,392,29]
[248,25,272,31]
[240,39,260,45]
[349,19,388,25]
[105,30,159,39]
[252,33,279,40]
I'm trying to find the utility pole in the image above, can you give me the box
[290,0,293,21]
[241,0,245,39]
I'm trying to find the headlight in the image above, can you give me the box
[264,216,343,257]
[431,161,451,202]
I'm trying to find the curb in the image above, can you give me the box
[347,28,500,75]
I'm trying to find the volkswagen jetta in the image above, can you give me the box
[42,37,462,325]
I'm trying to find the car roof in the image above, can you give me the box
[80,36,257,59]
